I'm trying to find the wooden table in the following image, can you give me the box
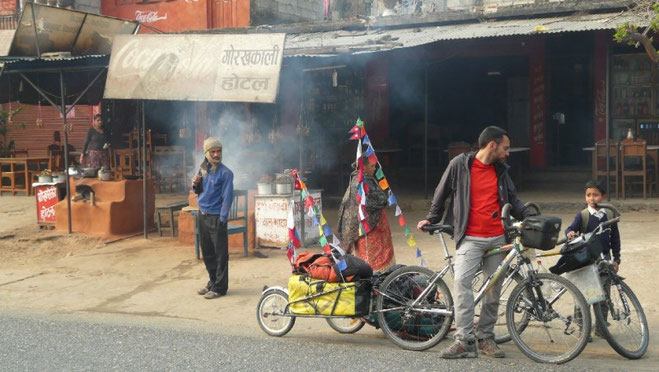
[0,157,49,196]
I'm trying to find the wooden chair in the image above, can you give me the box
[620,138,651,199]
[447,141,473,160]
[0,171,28,196]
[48,149,64,171]
[593,140,619,199]
[111,148,136,180]
[192,190,249,258]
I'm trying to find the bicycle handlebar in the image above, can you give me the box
[523,201,541,216]
[501,203,516,232]
[594,203,621,218]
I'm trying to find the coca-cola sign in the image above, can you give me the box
[134,10,168,23]
[104,34,285,103]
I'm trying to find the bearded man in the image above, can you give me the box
[192,137,234,299]
[417,126,531,358]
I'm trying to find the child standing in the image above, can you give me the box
[564,180,621,337]
[565,180,621,271]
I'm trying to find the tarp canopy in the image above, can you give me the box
[104,33,285,103]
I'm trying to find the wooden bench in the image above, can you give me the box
[155,201,189,237]
[192,189,249,258]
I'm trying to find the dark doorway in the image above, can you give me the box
[547,34,594,166]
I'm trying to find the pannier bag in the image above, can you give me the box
[549,233,603,275]
[520,216,562,251]
[287,275,371,316]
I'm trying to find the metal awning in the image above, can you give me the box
[0,55,109,105]
[7,2,138,58]
[284,11,640,57]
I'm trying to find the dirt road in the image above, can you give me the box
[0,195,657,369]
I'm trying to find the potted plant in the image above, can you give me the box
[38,169,53,183]
[257,174,274,195]
[274,174,292,195]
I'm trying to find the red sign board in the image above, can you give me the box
[35,185,60,223]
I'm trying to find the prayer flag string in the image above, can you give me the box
[348,118,426,266]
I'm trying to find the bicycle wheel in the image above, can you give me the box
[326,317,366,334]
[593,277,649,359]
[256,288,295,337]
[376,266,453,351]
[475,269,526,344]
[506,273,591,364]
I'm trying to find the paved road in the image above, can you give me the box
[0,309,598,372]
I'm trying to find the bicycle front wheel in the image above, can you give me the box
[376,266,453,351]
[506,273,591,364]
[326,317,366,334]
[593,277,649,359]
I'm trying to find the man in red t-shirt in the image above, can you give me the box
[418,126,529,359]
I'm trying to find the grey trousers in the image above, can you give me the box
[453,234,507,343]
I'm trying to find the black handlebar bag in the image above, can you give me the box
[549,233,603,275]
[520,216,562,251]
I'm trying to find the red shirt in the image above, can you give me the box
[465,158,505,237]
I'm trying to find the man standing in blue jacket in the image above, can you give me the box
[192,137,234,299]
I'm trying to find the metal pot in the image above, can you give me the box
[257,183,274,195]
[38,175,52,183]
[52,174,66,183]
[98,168,111,181]
[275,183,292,195]
[81,167,97,178]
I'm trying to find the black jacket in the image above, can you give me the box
[426,152,530,245]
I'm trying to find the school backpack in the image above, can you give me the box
[579,208,613,233]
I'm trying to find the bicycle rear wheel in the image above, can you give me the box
[593,277,649,359]
[375,266,453,351]
[326,317,366,334]
[506,273,591,364]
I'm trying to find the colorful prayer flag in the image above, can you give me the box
[336,257,347,271]
[320,215,327,225]
[388,192,397,206]
[312,215,319,226]
[362,135,371,146]
[286,244,296,264]
[364,146,374,156]
[420,258,426,268]
[323,244,331,255]
[368,153,378,165]
[319,235,328,247]
[407,235,416,247]
[332,234,341,246]
[395,205,402,216]
[322,224,333,237]
[416,247,422,258]
[398,214,406,226]
[301,189,308,199]
[375,168,384,180]
[378,178,389,190]
[405,226,411,236]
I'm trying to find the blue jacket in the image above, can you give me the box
[193,162,234,222]
[565,211,621,263]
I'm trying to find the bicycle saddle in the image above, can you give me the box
[421,224,454,236]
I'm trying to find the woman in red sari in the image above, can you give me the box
[337,156,395,272]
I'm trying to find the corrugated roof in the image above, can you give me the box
[284,11,640,57]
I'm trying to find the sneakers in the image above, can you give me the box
[478,338,505,358]
[203,290,224,299]
[197,287,210,295]
[440,340,477,359]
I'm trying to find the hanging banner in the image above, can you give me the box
[104,33,285,103]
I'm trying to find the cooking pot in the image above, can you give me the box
[81,167,97,178]
[98,167,111,181]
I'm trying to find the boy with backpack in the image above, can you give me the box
[564,180,621,337]
[564,180,621,271]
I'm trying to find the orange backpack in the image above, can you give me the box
[293,252,350,283]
